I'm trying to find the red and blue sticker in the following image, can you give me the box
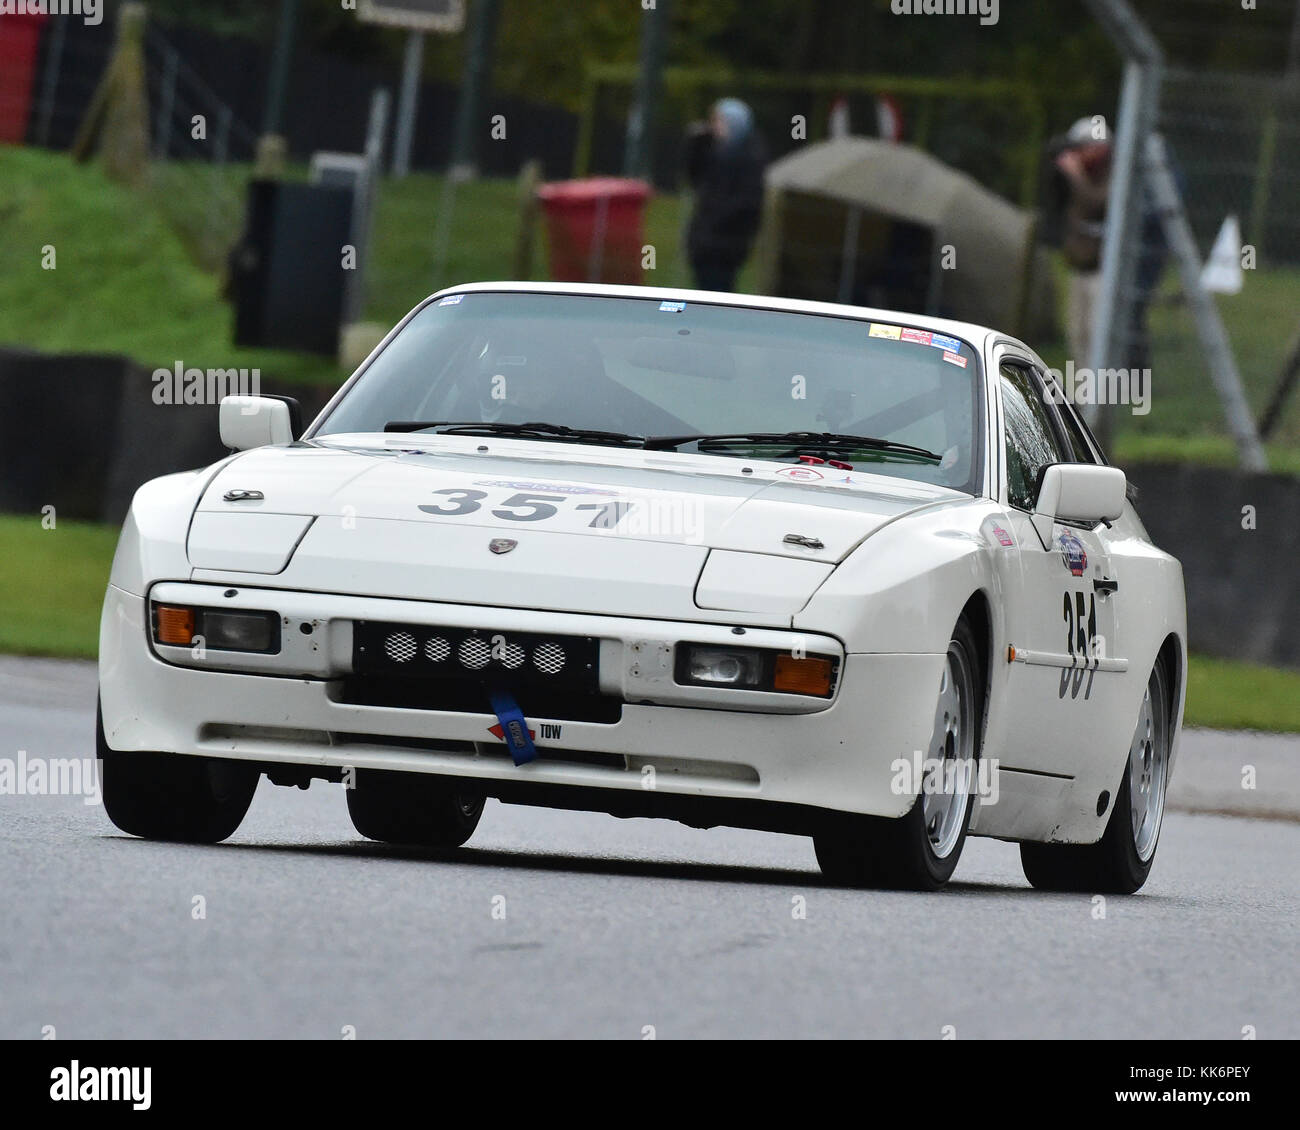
[1058,530,1089,577]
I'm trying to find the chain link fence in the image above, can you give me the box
[1089,65,1300,455]
[141,26,260,272]
[27,17,258,274]
[1161,67,1300,267]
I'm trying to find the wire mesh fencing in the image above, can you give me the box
[140,26,260,272]
[23,17,259,275]
[1093,66,1300,455]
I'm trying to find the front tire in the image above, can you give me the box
[814,618,985,890]
[1020,657,1172,894]
[99,705,259,843]
[346,769,485,848]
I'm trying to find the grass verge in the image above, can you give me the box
[1184,656,1300,733]
[0,515,118,659]
[0,145,341,386]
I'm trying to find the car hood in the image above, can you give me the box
[196,434,963,564]
[187,435,965,620]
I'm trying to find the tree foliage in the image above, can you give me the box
[139,0,1299,115]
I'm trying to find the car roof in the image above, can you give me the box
[427,281,1014,353]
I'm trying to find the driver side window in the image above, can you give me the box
[1001,362,1066,512]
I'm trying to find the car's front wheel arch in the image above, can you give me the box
[814,608,988,890]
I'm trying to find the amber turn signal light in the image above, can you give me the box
[772,654,834,696]
[154,605,196,646]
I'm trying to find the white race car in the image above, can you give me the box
[98,283,1186,891]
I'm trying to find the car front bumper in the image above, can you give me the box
[99,583,948,823]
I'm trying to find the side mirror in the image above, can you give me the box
[220,396,294,450]
[1033,463,1127,544]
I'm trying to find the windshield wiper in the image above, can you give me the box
[381,422,941,463]
[643,431,942,463]
[384,420,647,447]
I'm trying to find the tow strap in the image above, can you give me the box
[488,688,538,766]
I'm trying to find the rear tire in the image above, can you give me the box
[99,705,259,844]
[1020,657,1172,894]
[346,769,484,848]
[814,617,985,891]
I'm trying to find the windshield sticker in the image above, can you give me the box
[659,300,686,312]
[900,328,932,346]
[869,324,902,340]
[929,333,962,352]
[776,465,824,482]
[941,351,968,368]
[438,294,464,305]
[473,479,619,496]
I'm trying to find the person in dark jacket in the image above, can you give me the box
[684,98,767,292]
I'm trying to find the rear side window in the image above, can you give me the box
[1000,363,1066,511]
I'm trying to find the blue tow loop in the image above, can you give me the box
[489,688,538,766]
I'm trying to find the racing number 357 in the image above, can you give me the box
[418,488,634,528]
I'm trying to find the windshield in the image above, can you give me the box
[314,292,984,493]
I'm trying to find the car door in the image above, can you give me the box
[995,355,1130,777]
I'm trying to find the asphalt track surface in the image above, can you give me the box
[2,657,1296,1039]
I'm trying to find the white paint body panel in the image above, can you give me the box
[187,512,313,574]
[695,551,833,615]
[99,283,1188,846]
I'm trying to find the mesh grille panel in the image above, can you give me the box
[384,632,417,663]
[458,637,492,670]
[533,642,566,675]
[354,621,598,692]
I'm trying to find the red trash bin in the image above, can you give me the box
[536,177,652,285]
[0,13,49,143]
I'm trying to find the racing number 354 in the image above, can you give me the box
[1061,590,1101,700]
